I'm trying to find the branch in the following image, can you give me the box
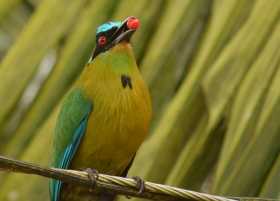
[0,156,277,201]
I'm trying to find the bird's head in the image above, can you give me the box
[91,16,140,60]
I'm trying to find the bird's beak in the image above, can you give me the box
[110,16,140,45]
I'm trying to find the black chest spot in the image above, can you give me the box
[121,75,133,89]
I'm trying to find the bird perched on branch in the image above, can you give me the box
[50,16,152,201]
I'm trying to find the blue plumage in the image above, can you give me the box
[96,21,122,34]
[50,114,90,201]
[50,89,92,201]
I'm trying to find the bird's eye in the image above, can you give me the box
[98,36,107,46]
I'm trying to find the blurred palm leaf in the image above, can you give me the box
[0,0,279,201]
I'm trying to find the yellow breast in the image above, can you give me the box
[70,43,152,175]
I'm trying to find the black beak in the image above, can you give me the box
[110,17,136,45]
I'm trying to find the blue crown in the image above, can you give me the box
[96,21,122,34]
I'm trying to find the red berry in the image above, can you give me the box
[127,17,140,30]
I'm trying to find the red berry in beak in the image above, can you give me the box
[126,17,140,30]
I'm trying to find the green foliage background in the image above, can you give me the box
[0,0,279,200]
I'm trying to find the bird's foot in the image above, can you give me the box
[85,168,99,192]
[132,176,145,195]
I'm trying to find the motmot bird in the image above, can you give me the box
[49,16,152,201]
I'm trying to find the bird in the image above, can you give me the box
[49,16,152,201]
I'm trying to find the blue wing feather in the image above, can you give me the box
[50,89,92,201]
[51,115,89,201]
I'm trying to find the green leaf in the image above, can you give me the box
[127,0,255,190]
[213,20,280,193]
[1,0,114,159]
[260,154,280,198]
[0,0,22,23]
[0,0,87,131]
[214,52,280,195]
[0,108,57,200]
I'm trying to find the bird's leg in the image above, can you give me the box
[132,176,145,195]
[85,168,99,192]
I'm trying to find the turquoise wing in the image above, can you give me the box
[49,88,93,201]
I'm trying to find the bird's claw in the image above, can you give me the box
[132,176,145,195]
[85,168,99,191]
